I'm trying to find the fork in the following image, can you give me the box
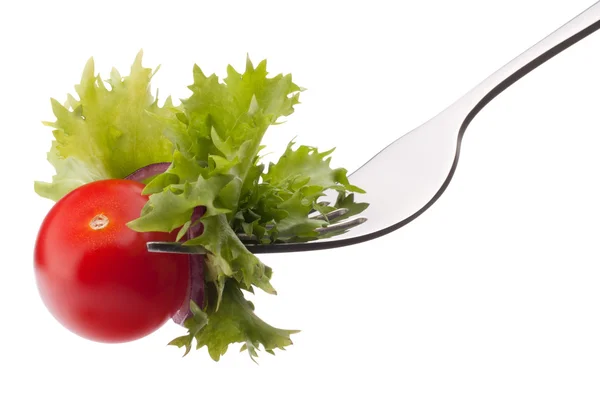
[149,2,600,256]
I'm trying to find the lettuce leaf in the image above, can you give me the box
[34,51,177,201]
[169,280,297,362]
[35,53,367,361]
[243,141,367,242]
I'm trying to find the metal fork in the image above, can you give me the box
[149,2,600,256]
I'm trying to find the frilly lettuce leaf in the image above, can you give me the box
[233,141,368,243]
[169,280,297,362]
[34,51,177,201]
[34,141,109,200]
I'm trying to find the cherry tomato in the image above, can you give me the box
[34,179,189,343]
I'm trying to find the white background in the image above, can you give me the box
[1,0,600,416]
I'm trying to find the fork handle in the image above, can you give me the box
[454,2,600,127]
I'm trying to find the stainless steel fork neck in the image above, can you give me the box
[451,1,600,137]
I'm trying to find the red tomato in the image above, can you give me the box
[34,179,189,343]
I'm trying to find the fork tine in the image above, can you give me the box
[237,233,259,242]
[147,241,208,254]
[315,217,367,235]
[259,206,346,232]
[310,207,349,222]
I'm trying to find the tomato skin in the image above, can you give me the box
[34,179,189,343]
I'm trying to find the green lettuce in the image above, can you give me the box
[35,51,178,201]
[35,52,367,361]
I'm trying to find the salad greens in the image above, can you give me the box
[35,51,367,361]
